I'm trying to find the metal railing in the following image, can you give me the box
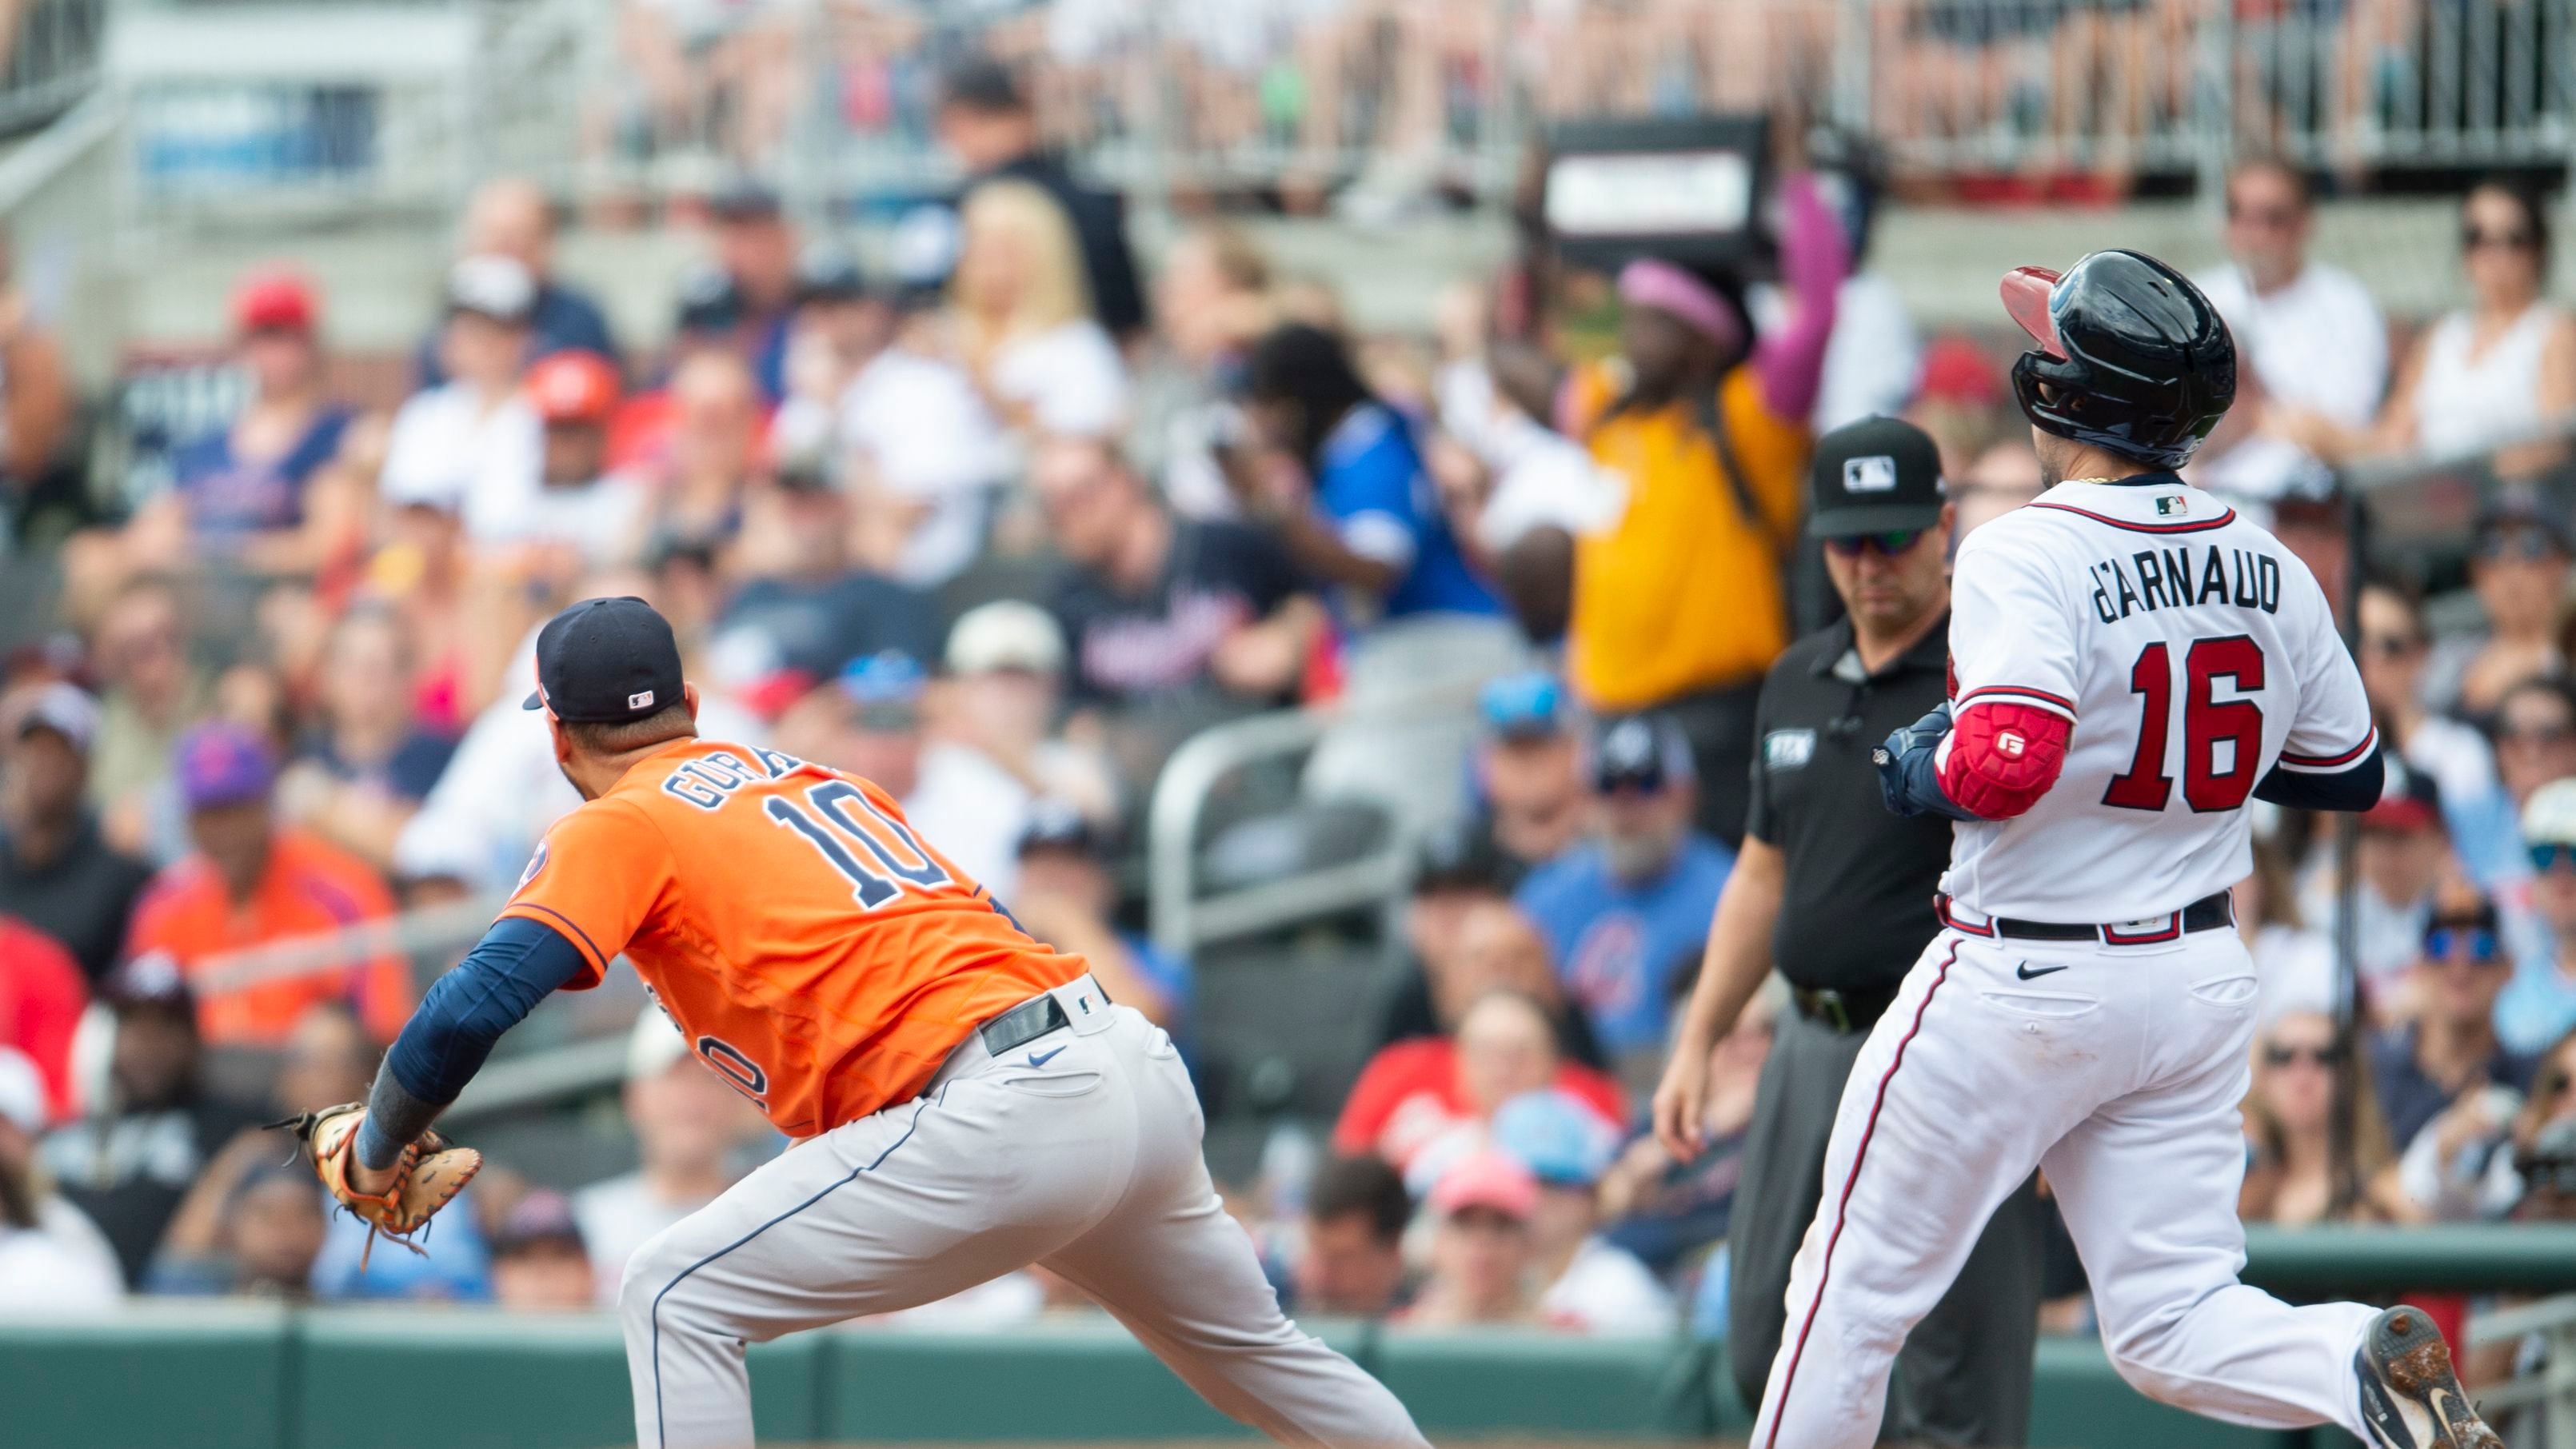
[2472,1294,2576,1449]
[69,0,2576,234]
[748,0,2576,216]
[0,0,103,138]
[103,0,601,237]
[1145,674,1488,965]
[166,888,648,1121]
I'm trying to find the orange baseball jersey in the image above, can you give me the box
[498,738,1085,1137]
[124,825,413,1047]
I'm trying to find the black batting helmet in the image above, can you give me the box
[2001,249,2236,470]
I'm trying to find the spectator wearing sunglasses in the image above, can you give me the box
[2353,580,2525,891]
[2192,157,2386,503]
[2277,178,2576,481]
[2494,677,2576,812]
[2369,892,2536,1152]
[2422,504,2572,720]
[2508,780,2576,1052]
[2240,1008,2421,1227]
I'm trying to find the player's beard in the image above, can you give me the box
[2036,436,2070,488]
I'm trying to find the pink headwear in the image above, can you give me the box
[1617,258,1746,356]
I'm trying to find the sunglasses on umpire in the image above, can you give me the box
[2264,1041,2344,1068]
[1823,530,1926,558]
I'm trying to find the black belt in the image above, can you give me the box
[978,993,1071,1056]
[1937,889,2235,945]
[1791,982,1903,1035]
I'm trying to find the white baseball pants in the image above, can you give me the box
[1751,916,2380,1449]
[618,975,1428,1449]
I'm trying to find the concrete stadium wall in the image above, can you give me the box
[0,1307,2344,1448]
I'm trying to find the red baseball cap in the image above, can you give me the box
[1915,335,2004,409]
[231,267,318,335]
[526,349,621,425]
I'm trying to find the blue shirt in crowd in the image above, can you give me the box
[170,405,353,544]
[1516,833,1733,1057]
[1314,404,1501,621]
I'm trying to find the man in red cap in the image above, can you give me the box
[122,265,354,577]
[463,348,644,573]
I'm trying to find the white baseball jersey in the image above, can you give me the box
[1939,477,2375,922]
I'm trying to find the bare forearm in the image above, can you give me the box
[1677,837,1787,1053]
[1268,509,1401,595]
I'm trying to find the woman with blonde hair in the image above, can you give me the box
[2241,1008,2425,1225]
[949,180,1129,439]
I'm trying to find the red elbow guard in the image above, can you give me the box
[1939,701,2071,819]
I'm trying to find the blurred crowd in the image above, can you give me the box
[0,50,2574,1405]
[583,0,2568,206]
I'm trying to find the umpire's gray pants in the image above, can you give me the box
[1729,1003,2047,1445]
[618,975,1428,1448]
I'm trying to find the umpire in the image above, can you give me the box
[1651,417,2045,1444]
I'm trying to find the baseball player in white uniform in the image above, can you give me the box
[1749,251,2501,1449]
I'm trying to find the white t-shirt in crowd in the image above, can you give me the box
[0,1197,123,1311]
[573,1172,724,1307]
[902,742,1034,900]
[2194,261,2389,427]
[392,629,768,891]
[1538,1235,1673,1335]
[2411,302,2568,459]
[840,348,1010,588]
[1432,357,1623,552]
[988,319,1131,438]
[2191,261,2386,503]
[381,383,540,518]
[1807,272,1923,433]
[465,468,648,565]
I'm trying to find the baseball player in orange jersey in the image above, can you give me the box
[338,597,1429,1449]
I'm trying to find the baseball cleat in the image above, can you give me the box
[2354,1305,2502,1449]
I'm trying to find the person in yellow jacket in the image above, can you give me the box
[1564,176,1848,845]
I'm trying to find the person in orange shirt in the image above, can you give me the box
[342,597,1426,1449]
[122,722,412,1047]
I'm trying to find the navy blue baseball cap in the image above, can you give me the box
[1588,713,1695,793]
[521,597,686,724]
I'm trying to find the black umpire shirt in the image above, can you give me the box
[1746,613,1957,992]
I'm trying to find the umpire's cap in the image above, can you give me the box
[1808,415,1946,537]
[2001,249,2236,470]
[522,597,685,724]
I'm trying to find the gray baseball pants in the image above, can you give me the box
[617,974,1429,1449]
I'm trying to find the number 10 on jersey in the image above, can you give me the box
[2103,637,2266,813]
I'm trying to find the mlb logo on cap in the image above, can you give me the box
[1843,455,1898,493]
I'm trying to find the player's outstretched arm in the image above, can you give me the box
[351,916,588,1178]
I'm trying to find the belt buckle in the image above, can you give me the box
[1818,991,1851,1033]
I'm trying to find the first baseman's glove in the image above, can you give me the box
[273,1104,481,1269]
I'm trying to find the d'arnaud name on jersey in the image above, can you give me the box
[2087,545,2282,624]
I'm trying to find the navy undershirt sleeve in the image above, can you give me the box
[355,916,585,1169]
[2253,744,2386,813]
